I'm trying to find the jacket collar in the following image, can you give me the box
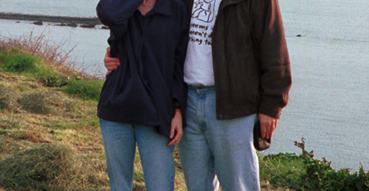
[149,0,172,16]
[219,0,245,10]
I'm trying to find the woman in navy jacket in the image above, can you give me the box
[96,0,188,190]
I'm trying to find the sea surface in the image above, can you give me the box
[0,0,368,171]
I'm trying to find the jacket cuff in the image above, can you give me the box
[258,100,283,119]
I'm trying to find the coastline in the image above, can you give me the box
[0,12,101,26]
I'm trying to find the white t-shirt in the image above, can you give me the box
[183,0,222,86]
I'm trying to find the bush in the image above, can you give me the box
[299,158,369,191]
[264,138,369,191]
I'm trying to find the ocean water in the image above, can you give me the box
[0,0,368,171]
[0,0,99,17]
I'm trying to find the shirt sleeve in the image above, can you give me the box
[171,4,189,125]
[251,0,292,118]
[96,0,143,56]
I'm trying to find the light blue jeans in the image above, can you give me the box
[99,119,175,191]
[178,86,260,191]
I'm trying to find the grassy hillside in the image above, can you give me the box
[0,34,368,191]
[0,34,184,191]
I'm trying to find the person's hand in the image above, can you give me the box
[167,109,183,146]
[104,47,120,74]
[258,113,278,139]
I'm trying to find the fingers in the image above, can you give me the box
[105,64,119,71]
[167,125,183,146]
[104,56,120,66]
[260,120,271,139]
[270,120,278,138]
[104,47,120,73]
[169,122,175,139]
[258,113,278,139]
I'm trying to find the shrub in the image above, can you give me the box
[265,138,369,191]
[299,158,369,191]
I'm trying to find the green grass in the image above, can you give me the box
[0,50,41,73]
[0,49,104,101]
[260,153,306,190]
[34,69,69,87]
[63,79,104,101]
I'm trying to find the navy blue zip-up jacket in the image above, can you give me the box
[96,0,189,136]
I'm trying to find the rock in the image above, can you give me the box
[67,23,78,27]
[56,23,67,26]
[80,23,96,28]
[33,21,43,25]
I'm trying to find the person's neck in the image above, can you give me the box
[141,0,156,7]
[139,0,157,15]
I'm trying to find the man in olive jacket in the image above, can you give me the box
[177,0,291,190]
[103,0,291,190]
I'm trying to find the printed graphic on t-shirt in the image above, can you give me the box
[184,0,221,85]
[192,0,217,23]
[188,0,220,46]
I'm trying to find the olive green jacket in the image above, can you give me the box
[182,0,292,119]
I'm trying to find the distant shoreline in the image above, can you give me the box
[0,12,101,25]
